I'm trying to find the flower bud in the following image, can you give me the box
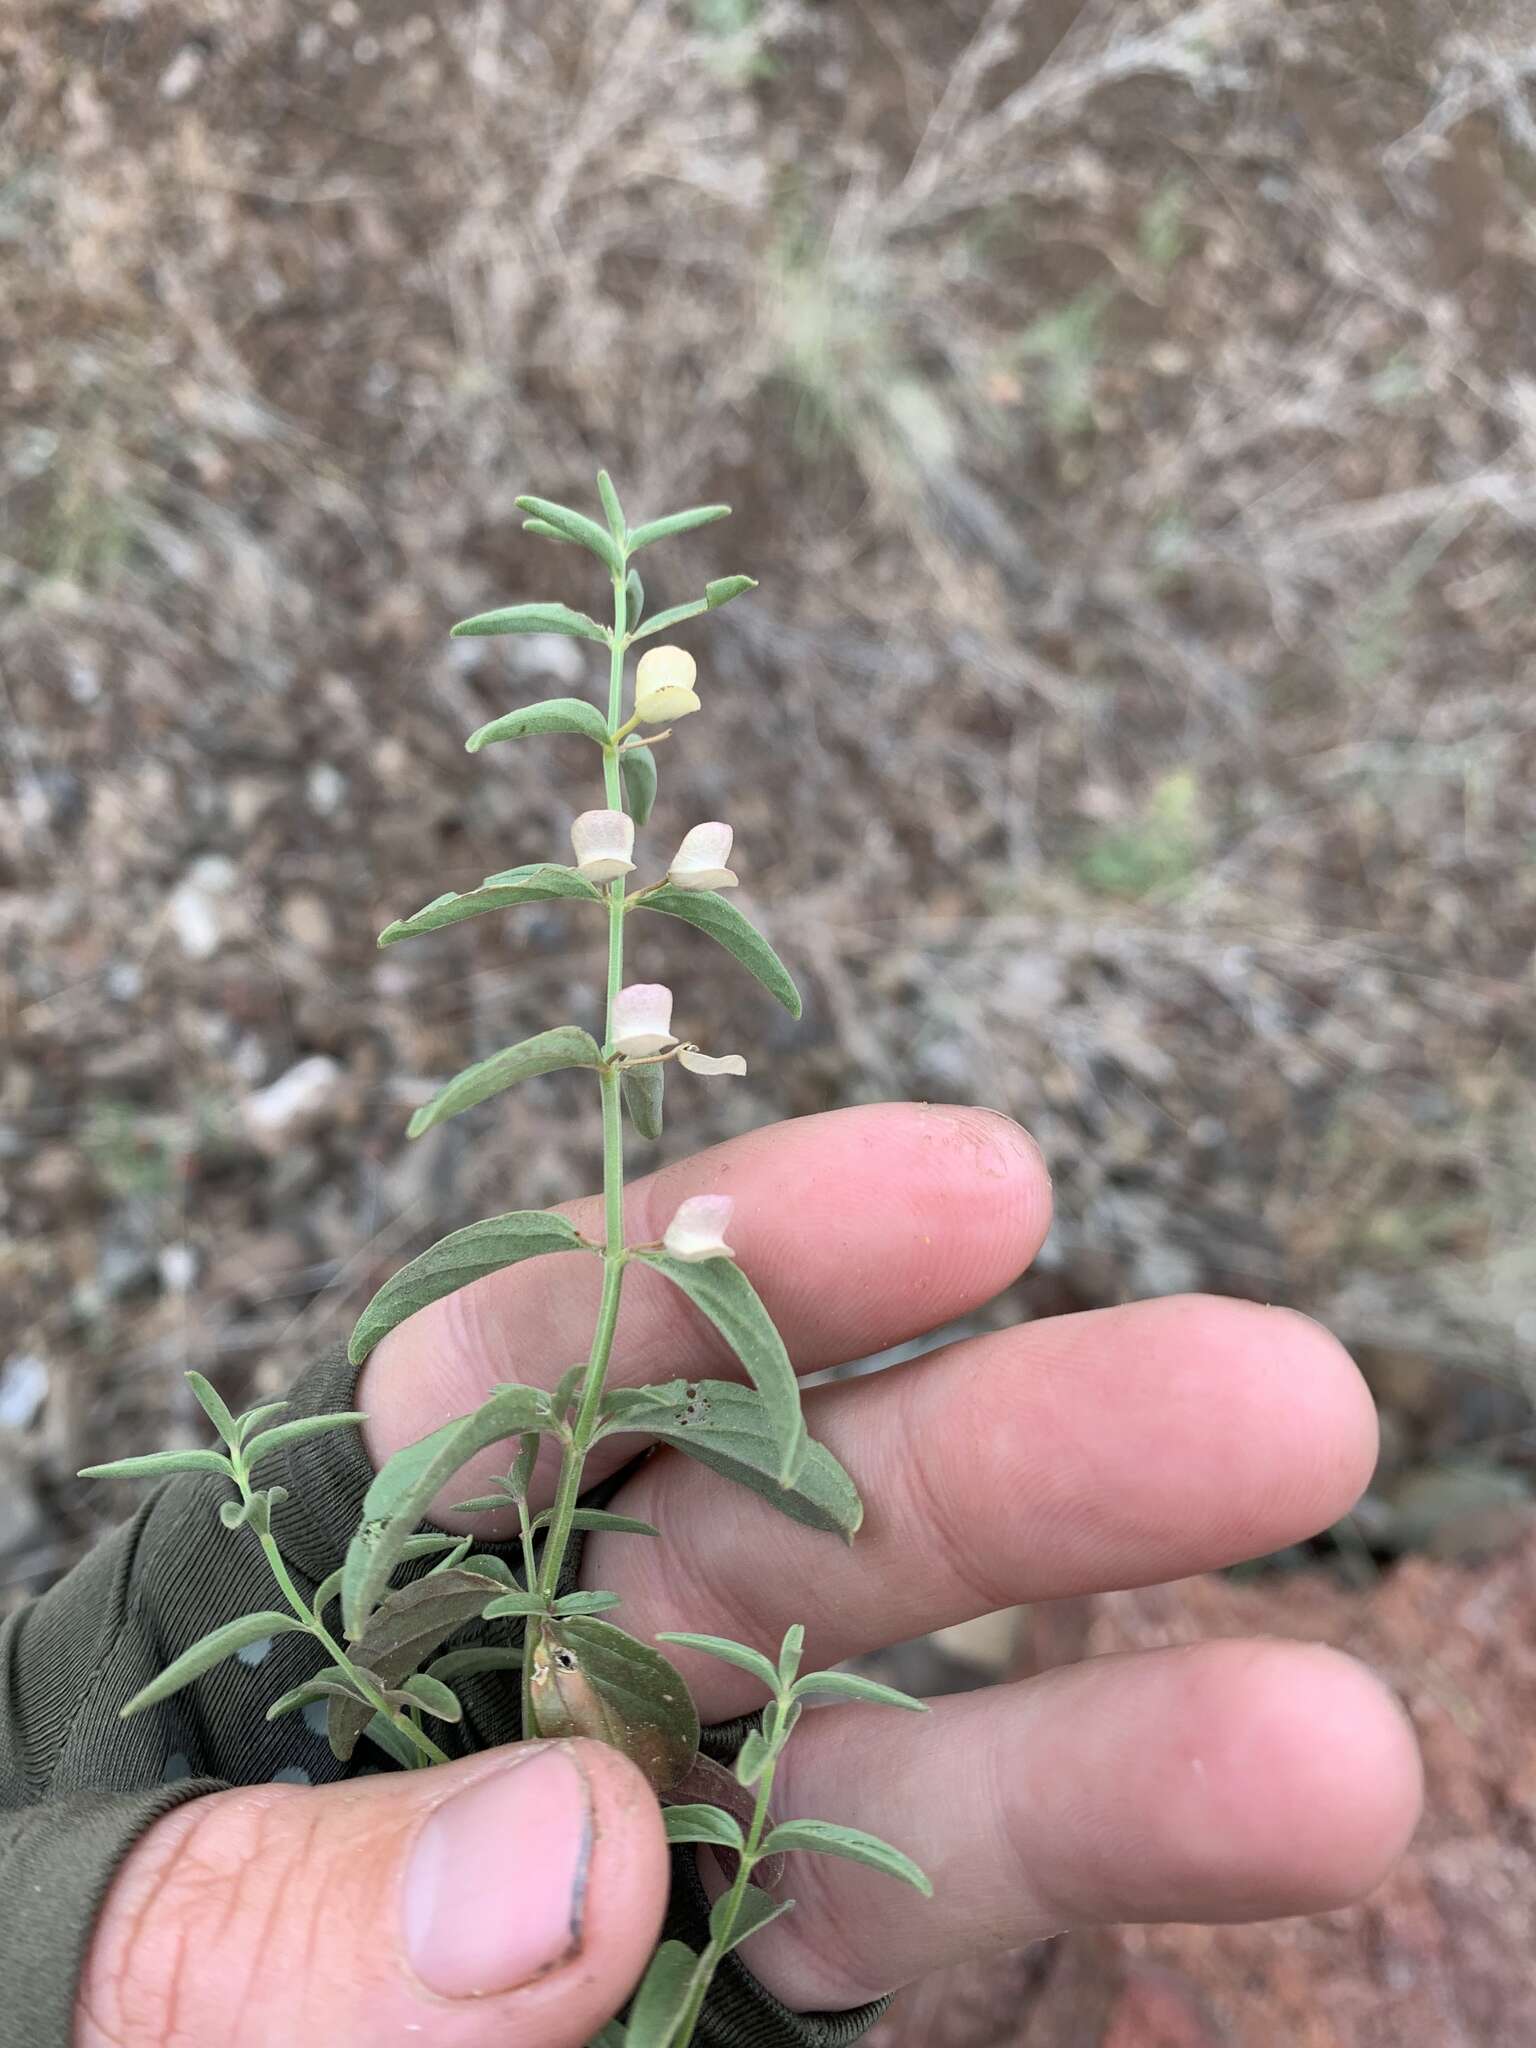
[570,808,636,884]
[662,1193,737,1263]
[678,1046,746,1078]
[667,821,738,892]
[611,982,676,1057]
[634,644,700,725]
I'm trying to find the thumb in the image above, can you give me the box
[78,1740,668,2048]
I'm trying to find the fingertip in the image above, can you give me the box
[1115,1294,1382,1549]
[1180,1639,1423,1917]
[1262,1304,1381,1514]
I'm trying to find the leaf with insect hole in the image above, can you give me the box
[598,1380,861,1539]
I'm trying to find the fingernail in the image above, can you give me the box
[404,1746,591,1998]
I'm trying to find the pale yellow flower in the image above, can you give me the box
[634,645,700,724]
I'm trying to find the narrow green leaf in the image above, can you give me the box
[550,1364,587,1422]
[340,1388,554,1636]
[80,1449,233,1483]
[379,862,602,946]
[185,1371,239,1445]
[480,1591,548,1619]
[425,1534,475,1574]
[361,1711,421,1770]
[778,1624,805,1687]
[625,567,645,633]
[663,1803,745,1852]
[791,1671,929,1712]
[348,1212,588,1365]
[621,1057,664,1140]
[458,1552,518,1589]
[514,493,624,574]
[120,1612,309,1718]
[624,1939,701,2048]
[523,516,573,544]
[656,1632,780,1696]
[426,1645,524,1685]
[597,470,626,543]
[598,1379,862,1539]
[591,2026,629,2048]
[530,1618,699,1793]
[632,886,801,1017]
[619,744,658,828]
[552,1590,622,1618]
[218,1497,249,1530]
[449,600,609,644]
[464,698,610,753]
[713,1885,794,1953]
[735,1727,772,1787]
[627,504,731,552]
[234,1400,290,1443]
[407,1026,604,1138]
[634,1259,806,1483]
[705,574,757,610]
[528,1508,659,1539]
[243,1411,366,1469]
[762,1820,933,1897]
[449,1493,515,1515]
[629,597,707,641]
[266,1667,362,1722]
[395,1672,463,1723]
[399,1533,472,1561]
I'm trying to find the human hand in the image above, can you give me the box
[79,1103,1420,2045]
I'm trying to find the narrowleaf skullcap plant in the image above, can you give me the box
[80,476,932,2046]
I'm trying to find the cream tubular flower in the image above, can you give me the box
[634,645,700,724]
[667,821,738,891]
[611,982,676,1057]
[662,1193,737,1263]
[678,1046,746,1078]
[570,808,635,884]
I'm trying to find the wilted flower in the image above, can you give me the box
[662,1193,736,1263]
[570,808,635,884]
[667,822,738,891]
[677,1046,746,1077]
[611,982,676,1057]
[634,645,700,724]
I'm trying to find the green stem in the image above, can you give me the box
[517,1493,541,1746]
[672,1719,784,2042]
[533,563,632,1612]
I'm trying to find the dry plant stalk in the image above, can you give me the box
[81,475,931,2046]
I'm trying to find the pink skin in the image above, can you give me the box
[81,1106,1421,2046]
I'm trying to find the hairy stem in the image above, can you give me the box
[673,1724,783,2041]
[534,564,632,1611]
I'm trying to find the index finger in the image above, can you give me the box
[358,1102,1051,1512]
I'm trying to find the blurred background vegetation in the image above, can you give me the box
[2,2,1535,2034]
